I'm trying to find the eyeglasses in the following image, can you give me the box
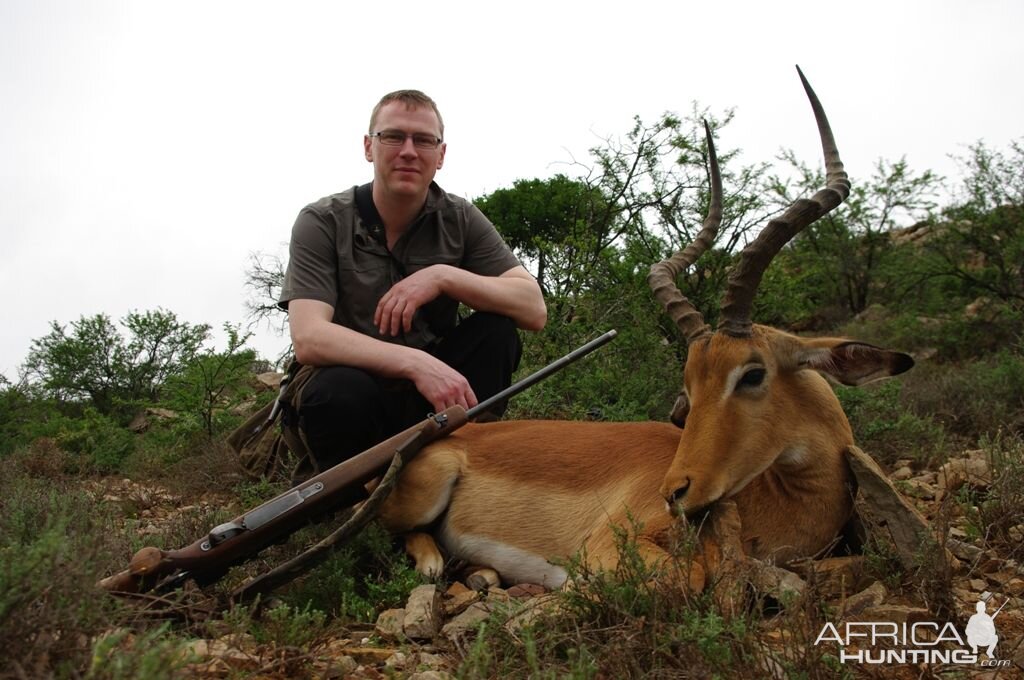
[369,130,443,150]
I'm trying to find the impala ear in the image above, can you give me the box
[798,341,914,386]
[669,392,690,428]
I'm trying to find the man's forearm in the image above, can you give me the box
[292,319,422,378]
[439,266,547,331]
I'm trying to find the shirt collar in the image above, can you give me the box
[356,181,453,245]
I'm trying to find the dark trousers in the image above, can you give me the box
[297,313,522,472]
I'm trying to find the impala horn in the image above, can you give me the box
[717,65,851,338]
[647,119,723,344]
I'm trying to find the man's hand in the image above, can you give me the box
[410,353,478,412]
[374,265,450,336]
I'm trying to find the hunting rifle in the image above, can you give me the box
[99,330,617,596]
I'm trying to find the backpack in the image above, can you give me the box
[227,362,320,482]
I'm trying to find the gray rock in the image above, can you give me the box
[404,585,441,640]
[375,608,405,640]
[442,602,492,639]
[841,581,888,619]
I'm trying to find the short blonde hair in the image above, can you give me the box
[369,90,444,138]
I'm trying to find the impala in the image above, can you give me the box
[376,68,913,589]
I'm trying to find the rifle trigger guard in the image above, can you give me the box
[205,521,245,549]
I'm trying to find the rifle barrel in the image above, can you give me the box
[468,330,617,420]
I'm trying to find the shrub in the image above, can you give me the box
[0,458,132,676]
[86,625,194,680]
[906,349,1024,440]
[836,380,948,467]
[278,522,425,622]
[957,433,1024,560]
[56,406,137,473]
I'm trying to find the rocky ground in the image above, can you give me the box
[90,444,1024,679]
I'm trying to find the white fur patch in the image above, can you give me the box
[776,443,808,467]
[722,363,766,400]
[438,522,568,588]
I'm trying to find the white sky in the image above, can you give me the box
[2,0,1021,376]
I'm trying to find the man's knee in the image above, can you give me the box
[296,366,388,468]
[300,365,381,415]
[461,311,520,345]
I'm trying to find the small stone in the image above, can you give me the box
[128,412,149,433]
[385,651,408,668]
[404,585,441,640]
[746,562,807,603]
[948,538,983,562]
[487,586,510,602]
[413,652,446,669]
[187,639,210,658]
[442,602,492,639]
[507,583,546,599]
[445,582,471,597]
[442,588,480,617]
[504,593,561,634]
[256,371,284,389]
[857,605,931,625]
[841,581,888,619]
[334,646,398,665]
[890,466,913,481]
[325,655,358,678]
[978,558,1003,574]
[375,608,405,640]
[938,456,991,498]
[203,637,258,671]
[794,556,867,599]
[1007,579,1024,597]
[901,479,936,500]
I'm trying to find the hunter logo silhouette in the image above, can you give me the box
[966,597,1005,658]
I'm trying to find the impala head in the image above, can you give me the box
[649,67,913,518]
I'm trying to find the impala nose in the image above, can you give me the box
[665,479,690,513]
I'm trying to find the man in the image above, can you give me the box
[279,90,546,474]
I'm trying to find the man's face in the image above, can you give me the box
[364,101,446,200]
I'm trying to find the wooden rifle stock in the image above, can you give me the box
[99,330,617,595]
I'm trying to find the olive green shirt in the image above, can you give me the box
[279,182,521,350]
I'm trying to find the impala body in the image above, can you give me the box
[376,69,913,588]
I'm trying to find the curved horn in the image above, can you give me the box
[718,66,851,338]
[647,120,722,344]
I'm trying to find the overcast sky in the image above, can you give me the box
[2,0,1021,376]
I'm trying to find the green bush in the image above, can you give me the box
[958,434,1024,557]
[0,459,131,677]
[279,522,425,622]
[455,517,848,679]
[56,406,136,473]
[86,625,194,680]
[251,602,329,649]
[841,303,1023,363]
[508,287,682,423]
[835,380,948,467]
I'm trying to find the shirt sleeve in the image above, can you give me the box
[278,207,339,311]
[461,202,523,276]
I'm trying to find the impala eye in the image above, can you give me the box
[738,368,766,388]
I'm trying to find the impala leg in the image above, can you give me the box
[376,446,464,577]
[587,533,706,592]
[403,532,445,579]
